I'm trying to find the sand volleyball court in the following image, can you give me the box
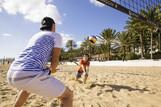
[0,64,161,107]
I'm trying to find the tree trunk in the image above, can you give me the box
[133,45,135,54]
[123,46,126,61]
[151,32,153,59]
[139,34,144,59]
[159,33,161,52]
[144,44,147,54]
[108,44,110,60]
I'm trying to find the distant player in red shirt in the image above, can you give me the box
[76,54,90,84]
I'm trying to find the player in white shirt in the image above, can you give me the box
[7,17,73,107]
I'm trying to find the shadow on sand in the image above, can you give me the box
[89,83,149,92]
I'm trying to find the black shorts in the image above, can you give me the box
[76,71,88,78]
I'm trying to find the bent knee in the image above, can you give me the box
[65,87,73,98]
[85,73,88,77]
[59,87,73,99]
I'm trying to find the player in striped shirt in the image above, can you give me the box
[7,17,73,107]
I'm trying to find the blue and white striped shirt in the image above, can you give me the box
[10,31,62,72]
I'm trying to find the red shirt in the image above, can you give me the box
[78,59,90,73]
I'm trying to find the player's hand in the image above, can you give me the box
[51,69,57,73]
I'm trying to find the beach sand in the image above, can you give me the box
[0,64,161,107]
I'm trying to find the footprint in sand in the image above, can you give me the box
[127,104,131,107]
[90,103,106,107]
[96,90,103,96]
[112,91,118,98]
[0,95,10,102]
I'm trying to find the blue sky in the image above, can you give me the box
[0,0,128,58]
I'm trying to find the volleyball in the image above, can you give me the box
[89,36,97,44]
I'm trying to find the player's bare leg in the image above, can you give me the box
[58,87,73,107]
[83,74,88,84]
[13,90,30,107]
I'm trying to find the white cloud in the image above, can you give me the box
[60,33,83,49]
[60,33,75,47]
[45,0,54,5]
[89,0,104,7]
[0,0,61,24]
[0,0,3,12]
[76,41,82,48]
[1,33,12,37]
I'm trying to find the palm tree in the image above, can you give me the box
[66,40,76,52]
[99,28,119,60]
[66,40,77,61]
[140,6,161,59]
[80,39,88,54]
[125,17,146,59]
[126,5,161,59]
[80,37,95,57]
[155,29,161,52]
[117,31,130,61]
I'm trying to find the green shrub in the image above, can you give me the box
[153,52,161,59]
[126,52,140,60]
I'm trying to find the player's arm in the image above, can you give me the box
[86,66,89,73]
[79,60,86,72]
[81,65,86,72]
[50,48,61,73]
[50,33,62,73]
